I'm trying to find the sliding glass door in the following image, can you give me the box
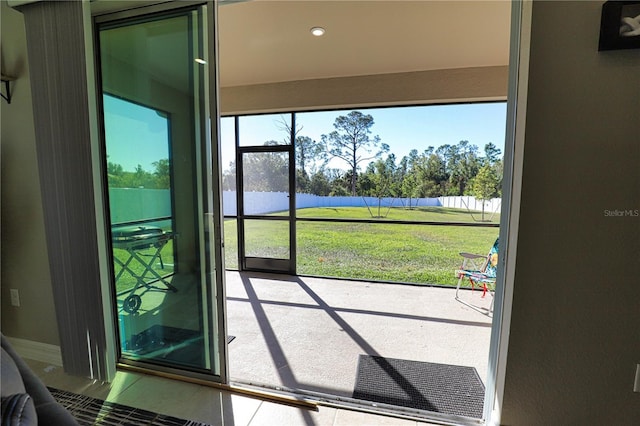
[97,4,225,379]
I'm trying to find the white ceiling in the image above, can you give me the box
[218,0,512,87]
[92,0,511,89]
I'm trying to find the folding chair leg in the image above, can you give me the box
[455,275,465,299]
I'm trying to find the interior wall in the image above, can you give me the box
[0,0,59,346]
[501,1,640,424]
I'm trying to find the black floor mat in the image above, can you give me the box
[352,355,485,418]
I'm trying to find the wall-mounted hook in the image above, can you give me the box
[1,74,15,104]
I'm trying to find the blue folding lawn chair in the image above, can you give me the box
[455,238,499,314]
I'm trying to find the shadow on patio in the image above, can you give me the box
[226,271,493,412]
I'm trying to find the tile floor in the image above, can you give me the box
[24,358,444,425]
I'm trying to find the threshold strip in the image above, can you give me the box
[230,380,485,426]
[116,363,318,411]
[116,364,484,425]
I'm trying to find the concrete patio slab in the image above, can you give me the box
[225,271,493,400]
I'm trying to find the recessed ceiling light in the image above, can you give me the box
[310,27,325,37]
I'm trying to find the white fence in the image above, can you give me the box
[438,196,501,214]
[109,188,171,224]
[110,188,501,220]
[296,194,441,210]
[225,192,441,216]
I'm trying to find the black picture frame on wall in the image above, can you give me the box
[599,1,640,50]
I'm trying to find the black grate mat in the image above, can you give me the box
[352,355,485,418]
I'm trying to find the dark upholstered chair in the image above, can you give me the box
[1,333,78,425]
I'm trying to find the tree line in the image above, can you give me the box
[107,110,503,210]
[225,111,503,206]
[107,159,170,189]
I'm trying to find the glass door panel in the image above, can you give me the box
[239,149,294,272]
[242,151,289,195]
[98,5,222,376]
[244,219,290,259]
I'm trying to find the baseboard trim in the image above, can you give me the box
[6,336,63,366]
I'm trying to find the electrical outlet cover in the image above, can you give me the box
[10,289,20,307]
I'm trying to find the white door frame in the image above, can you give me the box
[484,1,532,424]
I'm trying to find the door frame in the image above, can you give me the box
[93,0,229,384]
[235,117,297,275]
[484,0,531,424]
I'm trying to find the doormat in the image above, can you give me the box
[124,325,235,367]
[352,355,485,419]
[48,387,211,425]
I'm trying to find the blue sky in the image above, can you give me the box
[105,95,507,173]
[104,95,170,172]
[221,102,507,172]
[297,103,507,169]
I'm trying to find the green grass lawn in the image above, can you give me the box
[112,206,499,293]
[296,206,500,223]
[224,206,499,286]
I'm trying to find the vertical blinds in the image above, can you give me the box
[17,0,114,382]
